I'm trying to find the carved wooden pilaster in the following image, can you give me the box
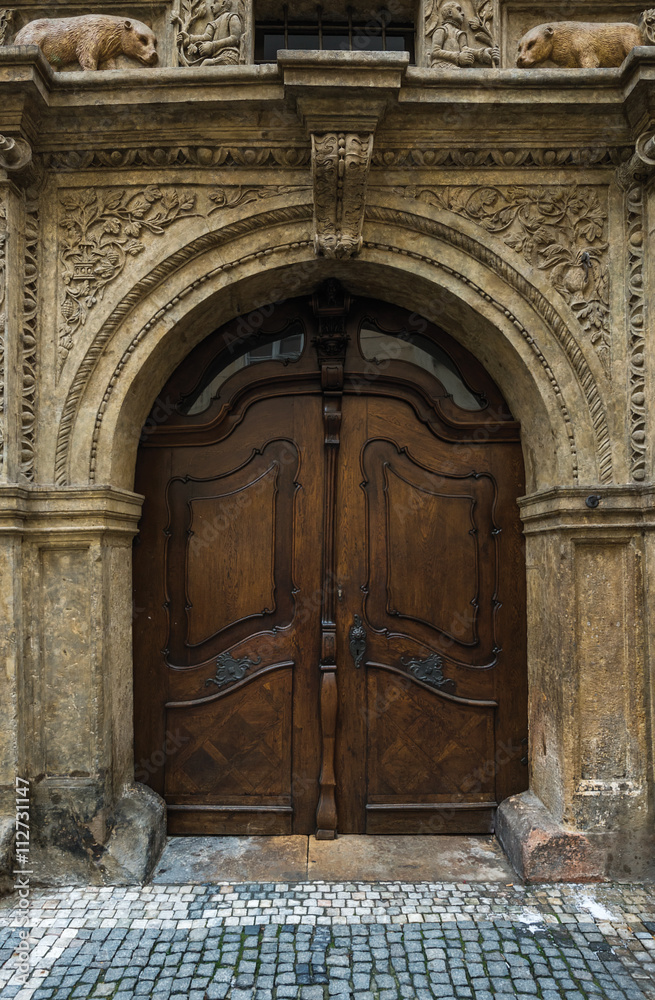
[313,279,350,839]
[311,132,373,259]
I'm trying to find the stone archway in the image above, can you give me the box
[20,202,653,884]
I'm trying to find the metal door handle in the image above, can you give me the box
[348,614,367,669]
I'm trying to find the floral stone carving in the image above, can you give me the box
[425,0,498,68]
[13,15,158,71]
[312,133,373,259]
[0,9,13,45]
[399,184,611,375]
[58,187,196,378]
[172,0,245,66]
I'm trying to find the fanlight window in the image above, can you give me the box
[184,329,304,415]
[359,326,487,410]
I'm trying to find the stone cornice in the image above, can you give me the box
[1,49,655,151]
[0,485,143,536]
[519,485,655,533]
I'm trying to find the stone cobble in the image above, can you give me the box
[1,882,655,999]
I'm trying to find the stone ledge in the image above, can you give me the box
[496,791,606,883]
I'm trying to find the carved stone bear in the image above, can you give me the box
[516,20,643,68]
[14,14,158,71]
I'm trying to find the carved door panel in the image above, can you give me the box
[334,392,527,834]
[134,388,326,835]
[134,289,527,836]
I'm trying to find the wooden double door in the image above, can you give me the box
[133,283,527,836]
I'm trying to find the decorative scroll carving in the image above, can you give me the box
[21,184,39,482]
[372,147,631,169]
[0,135,31,172]
[0,10,13,44]
[44,146,311,171]
[13,15,158,71]
[57,186,197,378]
[616,133,655,482]
[348,615,367,669]
[172,0,246,66]
[402,652,455,692]
[398,184,611,376]
[312,133,373,259]
[205,651,262,688]
[516,17,649,69]
[0,201,6,477]
[426,0,498,68]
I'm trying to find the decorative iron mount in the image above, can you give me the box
[205,651,262,688]
[401,652,456,692]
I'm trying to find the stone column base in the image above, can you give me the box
[26,782,166,887]
[496,791,606,883]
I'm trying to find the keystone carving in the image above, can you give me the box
[172,0,246,66]
[311,133,373,259]
[399,184,611,375]
[426,0,498,68]
[0,135,32,172]
[12,14,158,71]
[516,12,654,68]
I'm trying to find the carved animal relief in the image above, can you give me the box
[12,14,158,71]
[399,184,611,375]
[516,12,653,68]
[172,0,246,66]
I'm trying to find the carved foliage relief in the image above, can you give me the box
[58,186,197,377]
[0,201,6,477]
[57,184,310,377]
[22,190,38,481]
[312,133,373,259]
[399,184,611,375]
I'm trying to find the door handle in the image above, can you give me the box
[348,614,367,669]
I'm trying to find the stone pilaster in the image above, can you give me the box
[497,485,655,881]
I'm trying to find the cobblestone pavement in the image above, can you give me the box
[2,881,655,1000]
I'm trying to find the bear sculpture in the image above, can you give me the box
[517,19,645,68]
[13,14,158,71]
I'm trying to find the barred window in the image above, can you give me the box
[255,4,415,62]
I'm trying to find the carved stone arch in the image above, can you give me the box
[52,210,603,492]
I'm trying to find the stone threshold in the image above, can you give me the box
[150,834,516,885]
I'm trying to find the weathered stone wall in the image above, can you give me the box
[0,18,653,882]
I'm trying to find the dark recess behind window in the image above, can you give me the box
[255,6,414,62]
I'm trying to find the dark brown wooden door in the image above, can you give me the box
[133,284,527,836]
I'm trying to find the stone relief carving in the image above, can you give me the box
[21,185,39,482]
[12,14,158,71]
[398,184,611,376]
[0,202,6,477]
[425,0,498,68]
[57,184,308,378]
[366,203,613,483]
[516,14,652,68]
[0,134,32,172]
[372,147,630,169]
[312,133,373,259]
[58,186,197,378]
[0,9,13,45]
[616,133,655,483]
[45,146,311,171]
[172,0,246,66]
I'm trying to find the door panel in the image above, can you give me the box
[134,391,325,834]
[134,289,528,836]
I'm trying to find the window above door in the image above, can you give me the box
[254,2,416,63]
